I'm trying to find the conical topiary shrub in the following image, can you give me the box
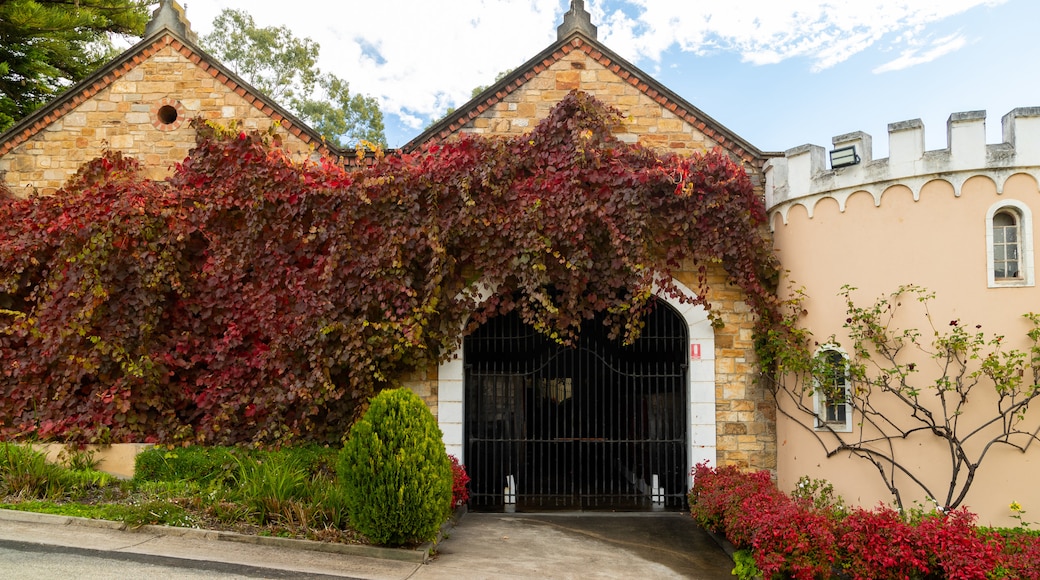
[338,387,453,546]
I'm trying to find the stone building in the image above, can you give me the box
[0,1,327,196]
[0,1,778,511]
[403,0,775,510]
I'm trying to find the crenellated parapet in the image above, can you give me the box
[766,108,1040,225]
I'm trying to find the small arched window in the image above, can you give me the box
[993,210,1021,280]
[813,347,852,432]
[987,201,1034,288]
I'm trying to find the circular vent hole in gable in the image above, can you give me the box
[157,104,179,125]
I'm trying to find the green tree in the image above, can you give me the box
[201,8,318,103]
[201,8,384,148]
[0,0,150,132]
[295,75,385,147]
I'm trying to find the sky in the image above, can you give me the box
[172,0,1039,157]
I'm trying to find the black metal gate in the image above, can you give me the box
[464,301,688,511]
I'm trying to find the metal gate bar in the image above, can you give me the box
[464,300,688,512]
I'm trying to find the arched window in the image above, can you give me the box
[987,200,1034,288]
[814,347,852,432]
[993,210,1021,279]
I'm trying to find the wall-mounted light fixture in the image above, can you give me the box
[829,145,860,169]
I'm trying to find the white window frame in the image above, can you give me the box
[987,200,1034,288]
[812,345,852,433]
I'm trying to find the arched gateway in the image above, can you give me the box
[437,282,717,512]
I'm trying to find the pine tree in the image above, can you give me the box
[0,0,150,132]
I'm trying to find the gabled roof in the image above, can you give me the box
[404,28,771,166]
[0,12,330,159]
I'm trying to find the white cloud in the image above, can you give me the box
[872,32,968,73]
[173,0,1005,138]
[182,0,562,125]
[595,0,1004,72]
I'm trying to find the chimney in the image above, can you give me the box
[557,0,597,41]
[144,0,198,43]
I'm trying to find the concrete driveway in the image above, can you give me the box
[416,512,734,579]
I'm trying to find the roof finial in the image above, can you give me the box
[144,0,198,43]
[557,0,597,41]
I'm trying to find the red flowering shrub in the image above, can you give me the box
[689,462,775,536]
[995,530,1040,580]
[690,463,835,579]
[738,492,836,579]
[837,506,930,579]
[689,464,1040,579]
[449,455,470,508]
[916,509,1001,580]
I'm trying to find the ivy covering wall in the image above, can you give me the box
[0,91,779,445]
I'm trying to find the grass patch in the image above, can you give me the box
[0,500,135,521]
[0,442,461,548]
[0,443,363,544]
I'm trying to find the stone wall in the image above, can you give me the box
[407,42,776,473]
[0,36,316,196]
[678,265,774,470]
[456,46,722,156]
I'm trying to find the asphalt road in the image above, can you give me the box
[0,539,347,579]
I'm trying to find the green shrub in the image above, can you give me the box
[233,454,309,524]
[338,388,452,546]
[58,448,101,471]
[731,549,762,580]
[0,444,67,499]
[308,478,351,529]
[60,468,118,497]
[133,446,238,485]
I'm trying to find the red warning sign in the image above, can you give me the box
[690,343,701,359]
